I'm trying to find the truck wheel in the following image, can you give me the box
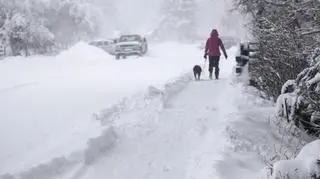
[122,55,127,59]
[116,55,120,60]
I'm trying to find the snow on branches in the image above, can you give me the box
[234,0,320,100]
[0,0,110,56]
[277,48,320,137]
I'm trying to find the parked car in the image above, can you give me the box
[89,39,117,55]
[235,42,259,75]
[114,34,148,59]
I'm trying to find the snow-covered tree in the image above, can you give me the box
[233,0,320,138]
[0,0,54,55]
[0,0,114,56]
[38,0,103,45]
[234,0,320,100]
[153,0,197,42]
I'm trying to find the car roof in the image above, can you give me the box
[120,34,141,37]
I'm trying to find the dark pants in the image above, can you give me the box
[209,56,220,79]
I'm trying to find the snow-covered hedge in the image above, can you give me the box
[276,49,320,136]
[259,139,320,179]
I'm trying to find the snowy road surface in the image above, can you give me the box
[0,42,240,179]
[78,77,238,179]
[61,46,239,179]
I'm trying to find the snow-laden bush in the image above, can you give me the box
[3,12,56,56]
[233,0,320,100]
[0,0,112,56]
[277,48,320,136]
[259,139,320,179]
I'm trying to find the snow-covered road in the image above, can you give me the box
[1,42,205,175]
[0,42,241,179]
[59,47,239,179]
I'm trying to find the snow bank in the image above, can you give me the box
[96,73,193,126]
[0,127,119,179]
[56,42,113,64]
[216,83,314,179]
[0,72,193,179]
[259,139,320,179]
[0,42,113,91]
[84,127,118,165]
[221,48,320,179]
[1,157,76,179]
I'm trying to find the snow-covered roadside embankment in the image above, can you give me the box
[215,80,318,179]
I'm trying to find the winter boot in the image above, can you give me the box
[215,67,220,79]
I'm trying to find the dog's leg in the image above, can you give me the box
[193,71,197,80]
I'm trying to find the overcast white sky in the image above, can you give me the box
[104,0,248,39]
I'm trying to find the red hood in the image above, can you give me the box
[210,29,219,38]
[205,29,227,57]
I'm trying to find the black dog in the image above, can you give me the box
[193,65,202,80]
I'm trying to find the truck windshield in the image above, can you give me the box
[119,35,140,42]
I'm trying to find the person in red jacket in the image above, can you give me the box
[204,29,228,79]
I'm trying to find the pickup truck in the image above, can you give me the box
[114,34,148,59]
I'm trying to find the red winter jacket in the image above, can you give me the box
[205,29,227,58]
